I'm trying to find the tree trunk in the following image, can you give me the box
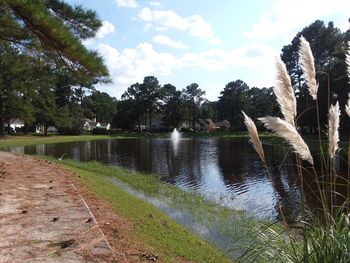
[7,120,11,134]
[23,122,28,135]
[149,110,152,132]
[44,124,48,136]
[192,104,195,131]
[0,95,4,138]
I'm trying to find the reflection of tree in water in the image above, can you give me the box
[216,138,252,185]
[164,139,203,188]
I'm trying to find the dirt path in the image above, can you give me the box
[0,152,156,263]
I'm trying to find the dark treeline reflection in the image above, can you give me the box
[9,138,346,222]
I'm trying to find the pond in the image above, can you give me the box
[5,136,322,222]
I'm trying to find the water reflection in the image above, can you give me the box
[6,137,331,221]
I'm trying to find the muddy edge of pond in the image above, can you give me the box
[0,151,160,263]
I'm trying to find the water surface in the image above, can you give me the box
[6,137,311,221]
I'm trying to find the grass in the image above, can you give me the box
[48,158,233,263]
[0,134,112,148]
[0,132,277,149]
[43,157,287,262]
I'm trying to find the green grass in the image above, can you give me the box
[42,158,287,262]
[0,132,278,148]
[0,134,112,148]
[50,158,233,263]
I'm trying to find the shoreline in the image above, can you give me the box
[0,152,233,262]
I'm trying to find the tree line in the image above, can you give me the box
[0,1,349,136]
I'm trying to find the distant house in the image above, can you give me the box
[83,118,99,131]
[98,123,111,130]
[84,118,111,132]
[149,114,166,131]
[195,119,218,132]
[4,119,25,133]
[215,120,231,131]
[36,125,57,134]
[5,119,25,130]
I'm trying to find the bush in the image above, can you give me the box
[92,127,109,134]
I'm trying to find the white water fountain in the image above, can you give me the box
[170,128,181,155]
[170,128,181,141]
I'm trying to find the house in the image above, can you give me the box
[84,118,111,132]
[98,123,111,130]
[83,118,99,131]
[215,120,231,131]
[4,119,25,133]
[36,125,57,134]
[5,119,25,130]
[195,119,218,132]
[149,114,166,131]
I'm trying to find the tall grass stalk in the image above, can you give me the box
[241,38,350,262]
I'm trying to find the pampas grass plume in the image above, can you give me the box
[328,102,340,159]
[346,41,350,84]
[242,111,265,163]
[346,94,350,117]
[259,116,314,165]
[274,57,297,125]
[299,36,318,100]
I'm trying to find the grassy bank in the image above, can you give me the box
[44,158,287,262]
[0,132,277,149]
[50,158,233,263]
[0,134,113,148]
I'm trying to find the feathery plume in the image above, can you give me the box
[259,116,314,165]
[242,111,265,163]
[328,102,340,159]
[346,94,350,117]
[299,36,318,100]
[346,42,350,84]
[274,56,297,125]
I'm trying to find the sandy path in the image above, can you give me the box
[0,152,117,262]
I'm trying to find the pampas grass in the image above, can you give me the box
[346,42,350,84]
[259,116,314,165]
[346,94,350,117]
[299,36,318,100]
[274,57,297,125]
[242,111,265,163]
[328,102,340,159]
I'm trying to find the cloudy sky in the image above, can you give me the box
[67,0,349,100]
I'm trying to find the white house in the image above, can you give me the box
[83,118,99,131]
[215,120,231,131]
[83,118,111,131]
[5,119,25,130]
[36,125,57,134]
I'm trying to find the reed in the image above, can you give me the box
[242,37,350,262]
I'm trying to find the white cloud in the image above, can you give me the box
[149,1,161,7]
[246,0,349,40]
[97,42,274,98]
[115,0,138,8]
[137,8,221,44]
[96,21,116,38]
[152,34,188,49]
[138,7,153,21]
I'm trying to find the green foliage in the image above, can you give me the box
[0,0,108,78]
[217,80,250,131]
[182,83,206,130]
[160,83,183,129]
[83,91,117,123]
[281,20,348,133]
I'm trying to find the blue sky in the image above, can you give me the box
[68,0,349,100]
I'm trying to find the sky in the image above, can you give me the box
[67,0,349,101]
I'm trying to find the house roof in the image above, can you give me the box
[88,122,98,126]
[10,119,25,125]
